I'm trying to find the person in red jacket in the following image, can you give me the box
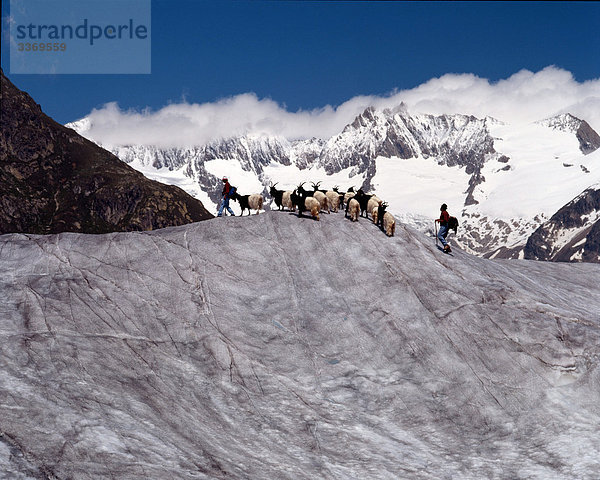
[435,203,451,252]
[217,177,235,217]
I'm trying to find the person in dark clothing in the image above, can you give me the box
[217,177,235,217]
[435,203,451,252]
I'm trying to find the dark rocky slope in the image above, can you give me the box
[0,70,212,234]
[576,119,600,155]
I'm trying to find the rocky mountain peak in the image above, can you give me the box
[538,113,581,133]
[348,105,379,130]
[383,101,409,116]
[538,113,600,154]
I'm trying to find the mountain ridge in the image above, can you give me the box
[68,104,600,261]
[0,70,213,234]
[537,113,600,154]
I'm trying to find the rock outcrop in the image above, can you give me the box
[0,69,213,234]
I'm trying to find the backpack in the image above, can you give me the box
[448,216,459,233]
[228,186,237,198]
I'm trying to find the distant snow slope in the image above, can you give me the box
[67,107,600,260]
[2,212,600,478]
[459,121,600,259]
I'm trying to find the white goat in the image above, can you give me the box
[282,191,295,211]
[383,211,396,236]
[325,191,340,212]
[346,198,360,222]
[313,191,330,213]
[367,196,381,218]
[344,191,355,207]
[305,197,320,221]
[371,205,380,225]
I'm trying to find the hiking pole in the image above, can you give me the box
[434,220,438,247]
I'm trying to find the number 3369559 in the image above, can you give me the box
[17,43,67,52]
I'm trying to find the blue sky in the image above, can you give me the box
[1,1,599,126]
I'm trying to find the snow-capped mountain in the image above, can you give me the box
[537,113,600,154]
[318,105,499,199]
[522,184,600,262]
[67,106,502,208]
[67,107,600,261]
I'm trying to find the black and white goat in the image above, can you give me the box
[269,183,285,210]
[291,183,320,220]
[372,201,395,236]
[269,183,295,211]
[340,186,356,210]
[367,195,382,218]
[346,188,374,218]
[231,192,263,215]
[372,201,387,229]
[310,182,330,214]
[333,186,350,210]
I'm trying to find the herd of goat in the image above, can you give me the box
[230,182,395,236]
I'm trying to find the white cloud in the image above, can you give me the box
[72,66,600,147]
